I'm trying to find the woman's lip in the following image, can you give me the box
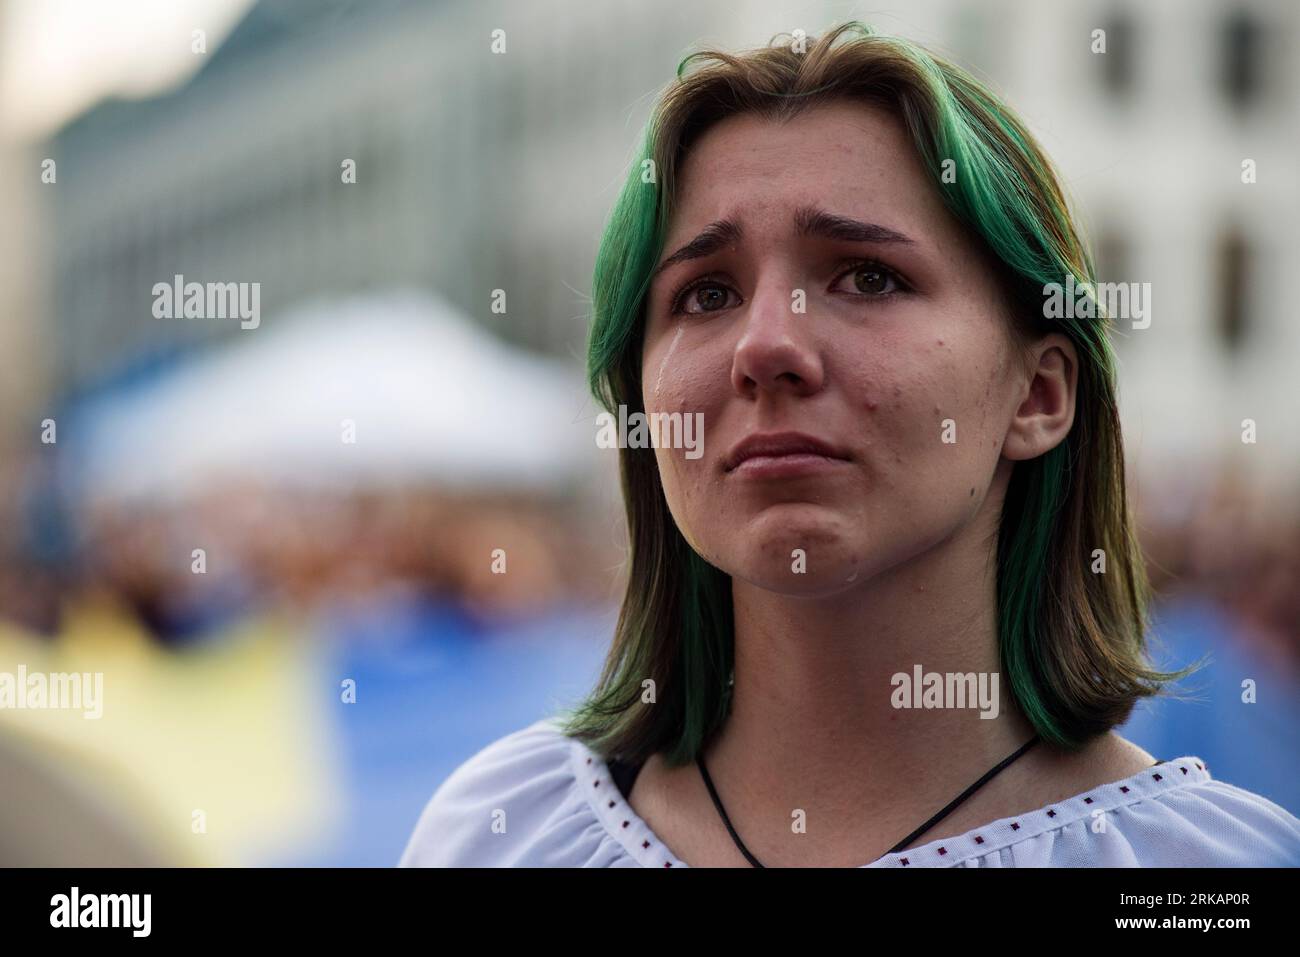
[727,452,851,479]
[724,431,852,471]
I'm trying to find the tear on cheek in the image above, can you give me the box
[651,324,686,403]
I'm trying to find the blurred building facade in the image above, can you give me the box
[994,0,1300,508]
[42,0,681,390]
[0,0,51,453]
[29,0,1300,507]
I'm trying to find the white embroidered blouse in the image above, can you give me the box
[399,716,1300,868]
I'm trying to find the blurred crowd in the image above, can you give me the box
[0,449,617,645]
[1137,465,1300,671]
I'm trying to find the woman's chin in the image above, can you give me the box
[722,536,873,596]
[729,560,871,597]
[690,508,883,592]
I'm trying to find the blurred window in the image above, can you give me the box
[1099,11,1136,98]
[1215,227,1249,352]
[1220,8,1265,110]
[1094,224,1131,343]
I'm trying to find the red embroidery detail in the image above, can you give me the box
[1084,797,1093,804]
[608,800,615,808]
[622,821,630,828]
[642,840,651,849]
[900,858,910,866]
[974,836,984,844]
[1152,773,1162,782]
[1196,763,1203,771]
[937,847,947,855]
[1120,786,1129,793]
[1180,766,1189,774]
[1047,810,1056,817]
[1010,822,1020,830]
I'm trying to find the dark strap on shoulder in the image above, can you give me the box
[607,757,644,801]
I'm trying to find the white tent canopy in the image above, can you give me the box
[73,289,598,503]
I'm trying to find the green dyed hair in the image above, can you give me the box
[558,21,1200,766]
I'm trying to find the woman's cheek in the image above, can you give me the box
[865,365,966,502]
[654,444,717,562]
[643,362,713,526]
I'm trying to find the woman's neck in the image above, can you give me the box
[707,521,1041,864]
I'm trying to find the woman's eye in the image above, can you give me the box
[835,262,905,296]
[674,281,737,315]
[670,264,904,315]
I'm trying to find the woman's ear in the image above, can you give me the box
[1002,333,1078,462]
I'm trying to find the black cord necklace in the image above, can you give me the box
[696,735,1040,867]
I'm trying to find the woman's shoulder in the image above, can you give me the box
[1143,773,1300,866]
[873,756,1300,868]
[398,716,639,867]
[1092,769,1300,867]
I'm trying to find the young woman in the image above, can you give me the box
[401,22,1300,867]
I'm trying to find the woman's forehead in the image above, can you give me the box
[677,100,915,183]
[669,102,949,239]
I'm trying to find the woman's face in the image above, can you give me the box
[640,98,1075,595]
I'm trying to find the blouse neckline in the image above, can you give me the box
[565,733,1213,868]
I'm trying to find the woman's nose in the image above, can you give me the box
[730,277,825,398]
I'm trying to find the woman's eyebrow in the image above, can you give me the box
[652,218,743,280]
[652,207,916,281]
[793,205,916,246]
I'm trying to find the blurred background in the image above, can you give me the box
[0,0,1295,865]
